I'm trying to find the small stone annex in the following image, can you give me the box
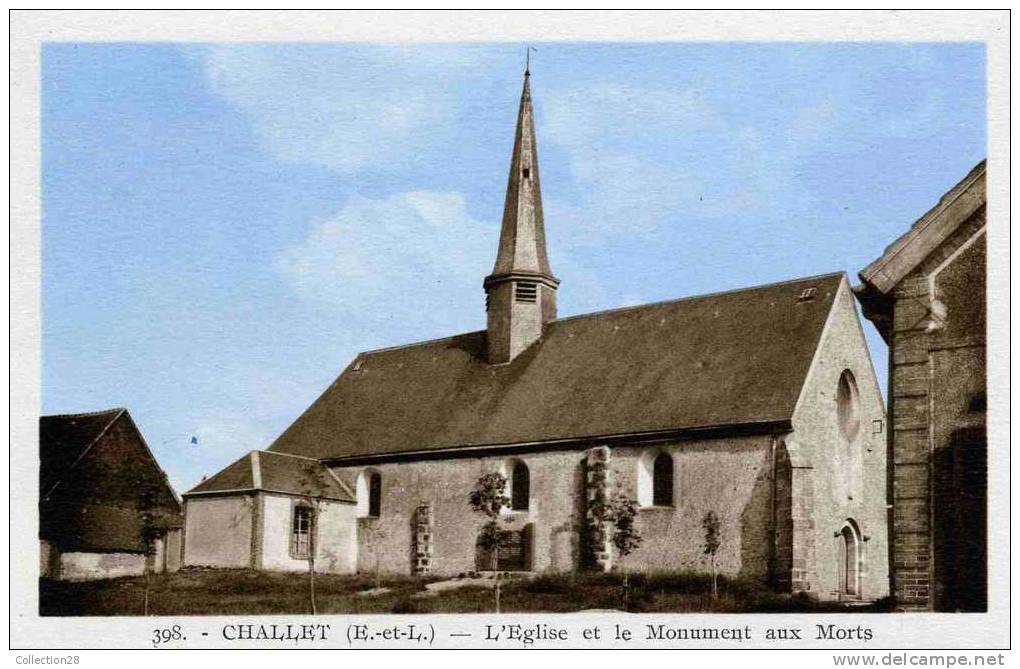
[184,70,890,601]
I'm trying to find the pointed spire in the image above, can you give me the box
[484,67,559,364]
[488,66,555,279]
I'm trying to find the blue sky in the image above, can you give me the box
[42,42,986,492]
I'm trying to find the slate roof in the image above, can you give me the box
[491,72,553,279]
[268,273,845,462]
[40,408,125,494]
[186,450,354,501]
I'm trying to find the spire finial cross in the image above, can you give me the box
[525,46,536,76]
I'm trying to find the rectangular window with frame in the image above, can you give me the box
[291,504,312,559]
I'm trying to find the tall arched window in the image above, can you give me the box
[652,452,674,507]
[510,460,530,511]
[638,450,675,507]
[369,471,381,517]
[837,370,861,443]
[356,469,382,518]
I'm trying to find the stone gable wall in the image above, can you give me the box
[790,278,889,601]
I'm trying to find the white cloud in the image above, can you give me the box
[275,191,494,337]
[198,48,851,318]
[549,153,702,239]
[199,45,484,174]
[542,82,783,239]
[790,98,839,143]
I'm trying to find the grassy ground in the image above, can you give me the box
[39,569,893,616]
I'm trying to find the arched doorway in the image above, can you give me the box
[838,520,861,597]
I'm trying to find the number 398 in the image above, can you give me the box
[152,625,185,646]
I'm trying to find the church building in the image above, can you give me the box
[183,71,889,601]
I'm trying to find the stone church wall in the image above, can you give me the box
[336,450,585,576]
[608,438,773,580]
[332,433,774,578]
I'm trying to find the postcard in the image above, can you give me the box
[9,9,1011,659]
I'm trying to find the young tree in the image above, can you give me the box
[468,472,513,613]
[361,519,388,590]
[296,461,337,615]
[605,495,642,611]
[702,511,721,598]
[136,482,164,616]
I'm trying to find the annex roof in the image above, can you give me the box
[186,450,355,501]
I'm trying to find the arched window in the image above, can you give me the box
[652,452,674,507]
[837,370,861,443]
[638,450,674,507]
[356,469,382,518]
[510,460,530,511]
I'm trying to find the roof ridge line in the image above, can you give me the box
[260,449,324,462]
[41,407,126,419]
[355,271,845,358]
[910,159,986,233]
[358,330,484,357]
[250,451,263,489]
[322,466,356,499]
[551,271,846,326]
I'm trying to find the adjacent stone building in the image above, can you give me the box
[187,71,890,600]
[40,408,183,580]
[856,161,987,611]
[182,450,358,574]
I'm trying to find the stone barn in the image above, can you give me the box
[856,160,987,611]
[40,408,183,580]
[189,71,890,600]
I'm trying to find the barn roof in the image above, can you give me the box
[186,450,354,501]
[268,272,845,462]
[39,408,125,494]
[40,408,183,552]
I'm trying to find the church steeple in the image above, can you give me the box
[484,67,560,364]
